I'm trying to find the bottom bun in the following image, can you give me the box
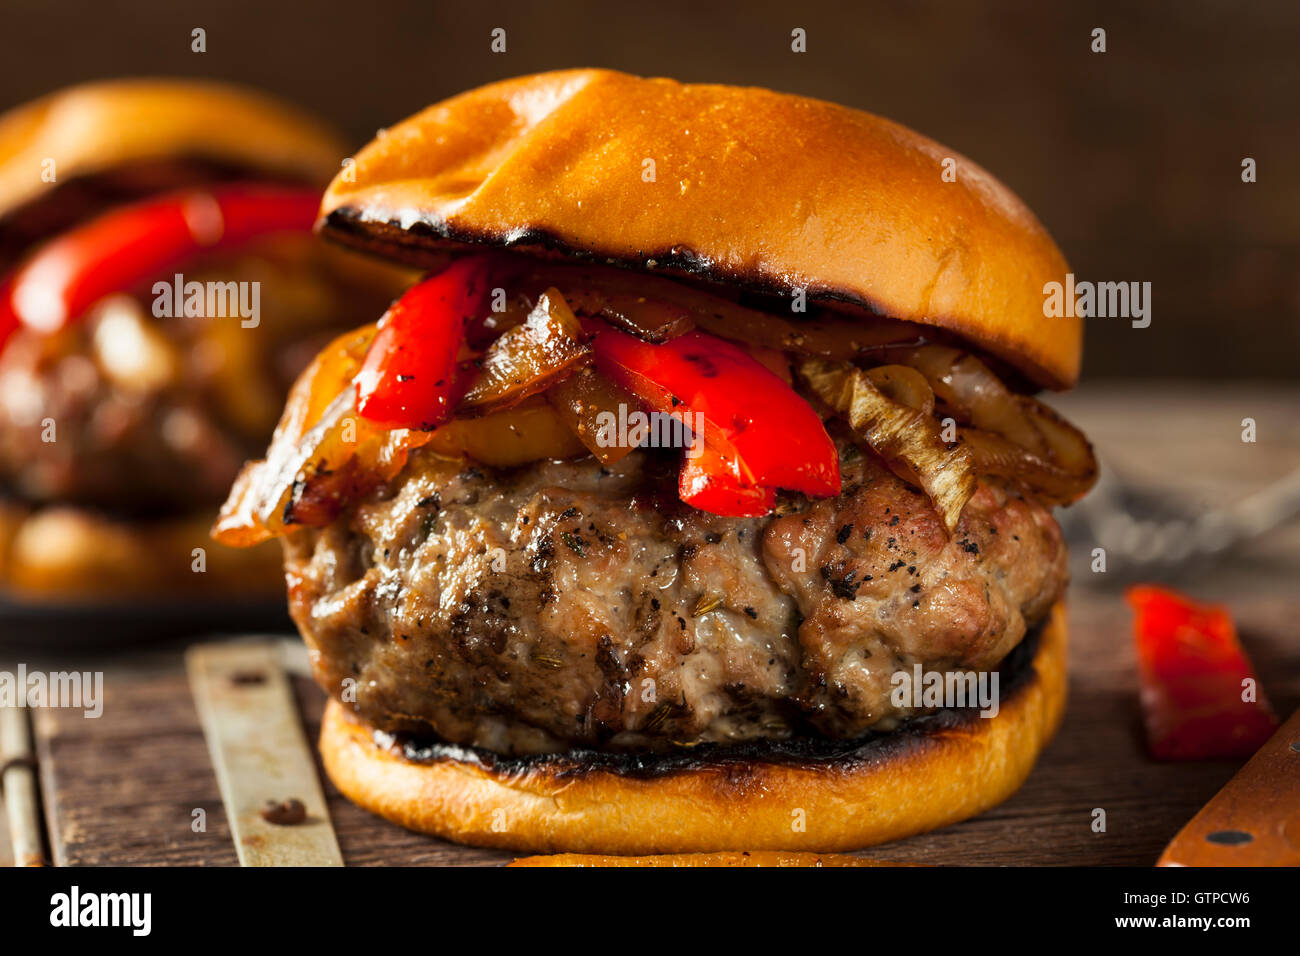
[0,500,283,599]
[320,602,1068,854]
[508,850,911,867]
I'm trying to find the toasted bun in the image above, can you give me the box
[0,78,345,222]
[320,602,1066,854]
[319,69,1076,389]
[509,851,912,867]
[0,500,283,600]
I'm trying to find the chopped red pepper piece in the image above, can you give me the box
[1127,585,1278,761]
[354,255,493,430]
[588,324,840,511]
[679,444,777,517]
[7,184,321,335]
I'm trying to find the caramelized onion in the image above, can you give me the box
[894,345,1097,502]
[427,398,588,466]
[1018,397,1095,477]
[800,358,976,533]
[516,262,924,359]
[718,312,925,362]
[214,325,379,545]
[740,341,794,383]
[546,366,642,465]
[214,303,597,545]
[896,345,1048,455]
[216,385,435,543]
[864,364,934,416]
[518,265,698,342]
[461,288,590,412]
[959,425,1095,505]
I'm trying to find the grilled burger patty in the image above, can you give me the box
[287,436,1068,756]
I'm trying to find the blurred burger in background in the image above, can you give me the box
[0,79,407,599]
[217,70,1097,853]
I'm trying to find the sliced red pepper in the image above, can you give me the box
[354,255,493,430]
[7,184,321,335]
[588,324,841,502]
[679,444,776,517]
[0,278,16,350]
[1127,585,1278,761]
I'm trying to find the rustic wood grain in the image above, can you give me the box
[23,387,1300,866]
[34,659,238,867]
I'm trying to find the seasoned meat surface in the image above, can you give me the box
[287,441,1069,755]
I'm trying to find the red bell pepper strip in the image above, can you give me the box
[1127,585,1278,761]
[354,255,493,430]
[0,278,17,350]
[7,184,321,335]
[588,324,841,501]
[679,444,776,517]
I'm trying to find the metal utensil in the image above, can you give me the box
[0,703,45,866]
[187,641,342,867]
[1062,461,1300,583]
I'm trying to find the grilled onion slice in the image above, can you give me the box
[516,262,926,359]
[460,288,590,413]
[894,345,1097,503]
[895,345,1048,455]
[546,366,642,465]
[215,324,380,545]
[800,358,976,533]
[959,427,1093,505]
[864,364,935,416]
[957,397,1097,505]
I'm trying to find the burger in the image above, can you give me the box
[216,69,1097,853]
[0,79,406,599]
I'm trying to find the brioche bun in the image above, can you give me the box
[0,78,344,222]
[319,69,1076,389]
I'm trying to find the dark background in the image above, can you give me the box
[5,0,1297,380]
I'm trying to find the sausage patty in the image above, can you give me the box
[286,438,1068,756]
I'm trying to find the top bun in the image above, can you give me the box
[0,78,345,221]
[319,69,1077,389]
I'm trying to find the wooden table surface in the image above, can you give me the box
[8,382,1300,866]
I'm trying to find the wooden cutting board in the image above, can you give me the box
[22,593,1299,866]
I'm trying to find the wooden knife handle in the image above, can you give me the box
[1158,706,1300,866]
